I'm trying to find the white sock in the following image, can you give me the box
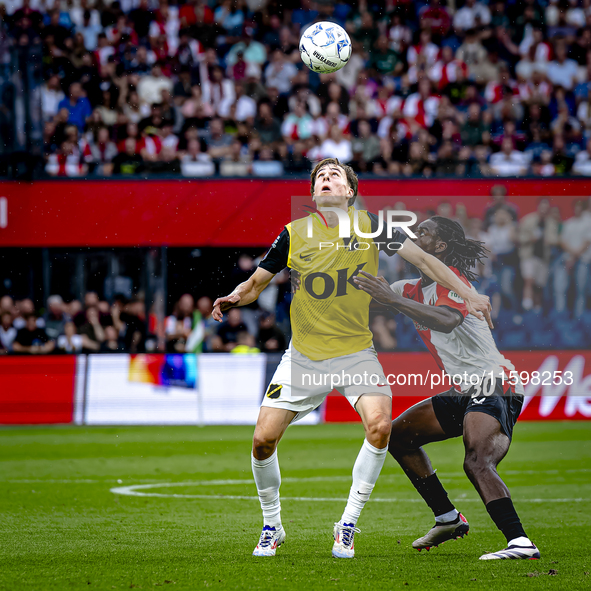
[508,536,532,547]
[251,450,282,528]
[435,508,459,524]
[341,439,388,525]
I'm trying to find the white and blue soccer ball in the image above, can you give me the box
[299,22,352,74]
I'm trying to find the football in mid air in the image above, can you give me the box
[299,22,352,74]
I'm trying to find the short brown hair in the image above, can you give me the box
[310,158,358,207]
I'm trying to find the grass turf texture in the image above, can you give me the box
[1,423,590,590]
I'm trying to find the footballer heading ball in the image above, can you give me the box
[299,22,352,74]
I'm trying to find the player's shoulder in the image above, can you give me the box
[442,267,472,290]
[435,267,473,304]
[390,277,420,296]
[286,215,313,235]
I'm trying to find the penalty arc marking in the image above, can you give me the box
[109,478,587,503]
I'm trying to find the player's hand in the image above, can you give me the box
[353,271,396,306]
[464,292,494,329]
[212,294,240,322]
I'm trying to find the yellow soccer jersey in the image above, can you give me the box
[259,207,408,361]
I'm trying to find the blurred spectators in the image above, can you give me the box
[100,325,125,353]
[57,82,92,132]
[3,190,591,354]
[256,311,286,353]
[0,0,584,179]
[13,315,55,354]
[0,311,16,353]
[488,206,519,310]
[13,299,38,330]
[554,199,591,317]
[57,321,85,353]
[114,296,147,352]
[231,331,261,354]
[3,0,591,350]
[483,185,519,228]
[43,294,70,340]
[518,198,560,311]
[78,306,105,351]
[181,138,214,175]
[165,293,197,352]
[490,137,528,176]
[217,307,248,352]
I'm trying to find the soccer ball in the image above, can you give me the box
[299,22,352,74]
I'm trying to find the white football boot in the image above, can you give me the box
[252,525,286,557]
[332,521,361,558]
[412,513,469,551]
[480,540,540,560]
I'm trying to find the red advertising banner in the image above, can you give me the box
[324,351,591,422]
[1,179,590,247]
[0,356,77,424]
[1,351,588,425]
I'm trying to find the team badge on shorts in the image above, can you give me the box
[266,383,283,399]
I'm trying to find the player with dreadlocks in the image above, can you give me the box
[354,216,540,561]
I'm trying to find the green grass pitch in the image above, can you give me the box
[1,422,590,590]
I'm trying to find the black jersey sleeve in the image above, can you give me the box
[259,227,290,274]
[367,211,408,257]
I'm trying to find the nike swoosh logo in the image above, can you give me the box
[299,253,314,260]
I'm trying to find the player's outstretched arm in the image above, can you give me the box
[354,272,462,334]
[212,267,275,322]
[397,239,493,328]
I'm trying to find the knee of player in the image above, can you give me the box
[463,449,494,477]
[366,418,392,444]
[252,432,279,456]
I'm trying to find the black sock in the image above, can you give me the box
[414,473,456,518]
[486,497,527,544]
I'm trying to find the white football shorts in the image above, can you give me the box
[261,342,391,422]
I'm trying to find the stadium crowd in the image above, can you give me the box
[0,288,288,354]
[1,189,590,354]
[3,0,591,177]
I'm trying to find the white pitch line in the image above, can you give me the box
[109,481,589,503]
[5,479,164,484]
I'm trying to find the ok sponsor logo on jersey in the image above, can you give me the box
[303,263,366,300]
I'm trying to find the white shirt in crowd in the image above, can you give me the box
[317,138,352,163]
[201,78,236,118]
[235,95,257,121]
[487,223,517,256]
[562,215,591,264]
[137,74,174,106]
[57,334,84,353]
[546,58,580,91]
[490,150,528,176]
[181,154,215,177]
[264,61,298,95]
[148,6,180,55]
[0,325,16,350]
[402,93,441,127]
[42,85,65,121]
[453,2,491,31]
[3,0,50,15]
[572,150,591,176]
